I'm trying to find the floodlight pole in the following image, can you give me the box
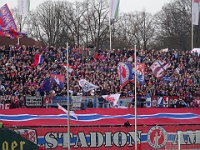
[134,44,137,150]
[66,42,70,150]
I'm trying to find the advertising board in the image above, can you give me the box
[11,125,200,150]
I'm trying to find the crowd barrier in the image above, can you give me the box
[0,95,199,109]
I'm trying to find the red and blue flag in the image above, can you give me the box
[131,63,145,85]
[118,62,133,88]
[32,54,44,67]
[51,74,65,90]
[0,4,27,38]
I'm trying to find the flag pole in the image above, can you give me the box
[66,42,70,150]
[134,44,137,150]
[18,15,22,45]
[191,0,194,50]
[109,1,112,50]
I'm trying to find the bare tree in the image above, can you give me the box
[11,7,29,32]
[154,0,192,50]
[112,11,155,50]
[27,1,66,46]
[81,0,109,49]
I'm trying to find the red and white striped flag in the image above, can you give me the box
[192,0,199,25]
[150,60,171,78]
[63,64,75,73]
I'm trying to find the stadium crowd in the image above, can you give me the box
[0,44,200,108]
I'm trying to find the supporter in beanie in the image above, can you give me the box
[87,99,93,108]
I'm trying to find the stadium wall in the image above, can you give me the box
[9,124,200,150]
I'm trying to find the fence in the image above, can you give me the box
[0,95,199,109]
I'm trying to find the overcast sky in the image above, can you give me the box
[0,0,172,14]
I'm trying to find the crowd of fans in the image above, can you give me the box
[0,44,200,108]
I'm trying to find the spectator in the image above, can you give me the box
[0,44,199,109]
[80,100,85,110]
[87,99,93,108]
[98,95,105,108]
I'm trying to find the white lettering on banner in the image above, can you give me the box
[45,133,58,149]
[172,130,200,145]
[72,96,82,108]
[89,132,103,147]
[0,104,10,109]
[26,96,43,107]
[44,131,142,149]
[58,133,70,148]
[74,132,88,148]
[14,126,200,149]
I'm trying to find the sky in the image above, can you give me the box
[0,0,172,14]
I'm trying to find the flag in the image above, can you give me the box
[157,96,168,108]
[78,79,99,92]
[118,62,133,88]
[110,0,120,19]
[0,4,17,30]
[51,74,65,90]
[57,103,78,120]
[31,54,43,67]
[102,94,120,106]
[192,0,199,25]
[131,63,145,85]
[162,76,172,82]
[18,0,30,16]
[145,94,151,108]
[150,60,171,78]
[63,64,75,73]
[38,78,51,92]
[0,4,27,38]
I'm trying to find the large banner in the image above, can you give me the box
[11,125,200,150]
[0,128,39,150]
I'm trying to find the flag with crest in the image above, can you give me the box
[102,94,120,106]
[150,60,171,78]
[131,63,145,85]
[78,79,99,92]
[51,74,65,90]
[118,62,133,88]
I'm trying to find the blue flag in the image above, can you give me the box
[162,76,172,82]
[38,78,51,92]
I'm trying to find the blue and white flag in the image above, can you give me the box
[79,79,99,92]
[145,94,151,108]
[131,63,145,85]
[162,76,172,82]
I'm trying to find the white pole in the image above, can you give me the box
[134,44,137,150]
[17,38,20,45]
[18,15,22,46]
[66,42,70,150]
[178,131,181,150]
[109,1,112,50]
[191,0,194,50]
